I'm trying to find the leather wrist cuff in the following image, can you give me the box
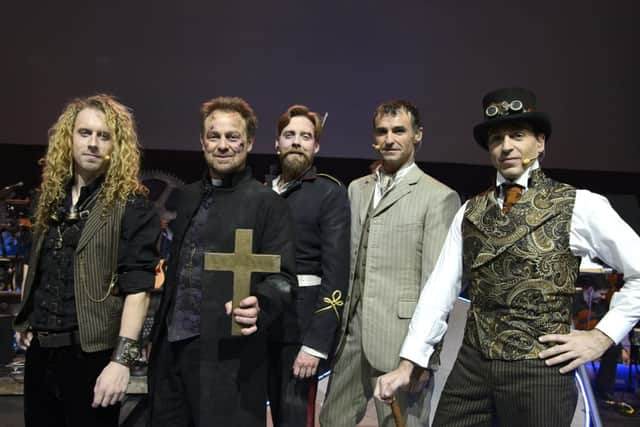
[111,336,141,367]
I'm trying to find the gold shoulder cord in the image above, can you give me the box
[316,173,343,186]
[315,290,344,319]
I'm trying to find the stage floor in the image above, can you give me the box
[1,300,638,426]
[269,368,640,427]
[268,299,639,427]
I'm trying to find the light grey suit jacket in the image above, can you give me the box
[337,164,460,372]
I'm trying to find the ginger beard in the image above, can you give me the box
[276,115,319,181]
[279,148,312,180]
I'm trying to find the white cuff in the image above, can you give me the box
[301,345,328,360]
[399,341,435,370]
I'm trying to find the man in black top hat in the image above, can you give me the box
[375,87,640,426]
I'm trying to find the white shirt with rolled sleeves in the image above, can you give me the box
[399,162,640,368]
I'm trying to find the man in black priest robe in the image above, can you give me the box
[148,96,297,427]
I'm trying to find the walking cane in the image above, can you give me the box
[391,397,405,427]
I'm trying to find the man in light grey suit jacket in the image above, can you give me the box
[320,100,460,427]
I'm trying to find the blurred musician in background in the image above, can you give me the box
[574,273,633,412]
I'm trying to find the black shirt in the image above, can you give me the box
[167,178,215,342]
[29,179,159,332]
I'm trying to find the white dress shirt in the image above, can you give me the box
[399,162,640,368]
[373,162,416,208]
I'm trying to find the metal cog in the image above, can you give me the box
[140,170,184,223]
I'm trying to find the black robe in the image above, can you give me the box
[149,167,297,426]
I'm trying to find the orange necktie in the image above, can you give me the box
[502,184,523,214]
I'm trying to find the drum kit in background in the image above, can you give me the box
[0,181,31,293]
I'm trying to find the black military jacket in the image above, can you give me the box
[272,166,350,357]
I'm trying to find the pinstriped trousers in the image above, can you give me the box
[433,342,578,427]
[319,301,433,427]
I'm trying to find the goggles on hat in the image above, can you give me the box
[485,100,524,118]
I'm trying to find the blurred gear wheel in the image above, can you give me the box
[140,170,184,223]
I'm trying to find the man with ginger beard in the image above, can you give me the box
[148,97,297,427]
[268,105,350,426]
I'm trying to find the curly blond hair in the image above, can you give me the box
[34,94,148,231]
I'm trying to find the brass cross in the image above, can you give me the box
[204,229,281,335]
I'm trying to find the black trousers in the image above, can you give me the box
[148,335,201,427]
[24,338,119,427]
[595,344,619,396]
[433,342,578,427]
[267,342,317,427]
[149,332,269,427]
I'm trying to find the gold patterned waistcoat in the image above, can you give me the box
[462,169,580,360]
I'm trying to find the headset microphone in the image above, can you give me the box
[522,156,537,167]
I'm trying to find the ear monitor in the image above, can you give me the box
[372,143,382,151]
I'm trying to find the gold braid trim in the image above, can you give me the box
[315,290,344,319]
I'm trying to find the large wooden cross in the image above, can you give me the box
[204,229,281,335]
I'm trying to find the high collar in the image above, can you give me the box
[299,165,317,181]
[376,161,415,182]
[273,165,316,195]
[495,160,539,191]
[201,166,253,193]
[68,174,104,194]
[65,174,104,209]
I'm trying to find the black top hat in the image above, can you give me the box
[473,87,552,149]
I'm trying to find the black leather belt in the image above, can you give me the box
[35,330,81,348]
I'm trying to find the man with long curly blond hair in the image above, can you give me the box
[13,94,159,427]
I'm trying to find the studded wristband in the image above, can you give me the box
[111,336,141,368]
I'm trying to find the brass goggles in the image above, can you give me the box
[485,100,525,118]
